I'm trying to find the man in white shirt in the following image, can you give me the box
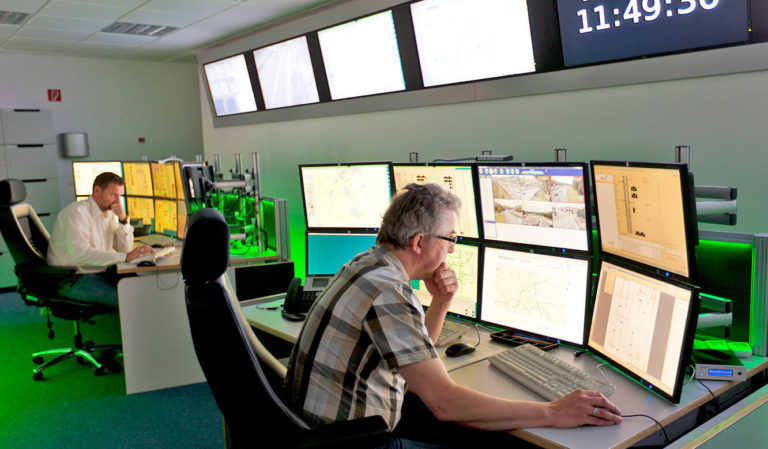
[47,172,152,307]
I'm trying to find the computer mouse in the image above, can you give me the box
[137,260,156,267]
[445,342,476,358]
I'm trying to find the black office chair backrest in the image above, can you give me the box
[0,179,50,267]
[181,208,309,444]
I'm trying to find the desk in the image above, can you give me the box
[243,298,768,448]
[116,247,279,395]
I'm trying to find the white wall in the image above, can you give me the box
[201,67,768,265]
[0,52,203,207]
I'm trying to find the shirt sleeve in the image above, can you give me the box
[364,285,439,370]
[110,217,134,253]
[65,209,128,267]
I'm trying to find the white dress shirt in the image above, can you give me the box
[47,197,134,274]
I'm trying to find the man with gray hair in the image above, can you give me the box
[286,183,621,448]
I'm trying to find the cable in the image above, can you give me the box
[697,378,716,401]
[621,414,669,445]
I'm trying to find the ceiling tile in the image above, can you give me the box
[39,1,131,21]
[15,26,92,41]
[121,9,198,28]
[64,0,147,7]
[0,0,48,14]
[0,23,17,37]
[140,0,233,16]
[25,15,110,33]
[4,36,77,51]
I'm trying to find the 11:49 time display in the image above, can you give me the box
[577,0,720,34]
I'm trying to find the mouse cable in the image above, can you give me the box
[621,414,669,445]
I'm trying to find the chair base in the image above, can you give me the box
[31,343,122,380]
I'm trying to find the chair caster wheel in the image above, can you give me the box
[93,366,107,376]
[32,356,44,364]
[33,372,43,381]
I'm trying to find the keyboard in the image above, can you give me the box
[488,343,615,401]
[436,320,473,347]
[132,246,176,265]
[295,290,319,313]
[139,234,177,247]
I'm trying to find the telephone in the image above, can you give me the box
[281,278,307,322]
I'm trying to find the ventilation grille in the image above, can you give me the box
[103,22,177,37]
[0,11,30,25]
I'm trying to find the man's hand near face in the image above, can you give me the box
[110,202,128,224]
[424,262,458,307]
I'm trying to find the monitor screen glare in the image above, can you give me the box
[73,161,123,196]
[392,164,479,238]
[413,243,479,318]
[203,54,258,116]
[253,36,320,109]
[592,163,691,278]
[317,10,406,100]
[588,261,697,402]
[480,247,590,345]
[478,165,590,251]
[410,0,536,87]
[300,164,392,229]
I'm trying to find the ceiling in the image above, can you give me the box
[0,0,336,63]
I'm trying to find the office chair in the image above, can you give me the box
[0,179,121,380]
[181,208,388,449]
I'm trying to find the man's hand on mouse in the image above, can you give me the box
[126,245,154,262]
[546,389,622,427]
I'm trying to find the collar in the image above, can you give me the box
[87,196,109,219]
[374,244,410,282]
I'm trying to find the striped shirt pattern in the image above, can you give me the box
[285,244,438,430]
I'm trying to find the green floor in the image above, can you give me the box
[0,291,222,448]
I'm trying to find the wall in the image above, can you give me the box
[201,65,768,263]
[0,52,203,207]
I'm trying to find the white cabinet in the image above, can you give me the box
[0,109,59,289]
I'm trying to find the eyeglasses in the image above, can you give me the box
[433,235,458,244]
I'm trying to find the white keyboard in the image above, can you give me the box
[133,246,176,265]
[436,320,473,347]
[139,234,177,247]
[488,343,615,400]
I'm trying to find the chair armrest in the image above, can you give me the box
[291,415,389,449]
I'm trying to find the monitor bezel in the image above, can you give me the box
[391,162,482,242]
[298,161,394,232]
[477,243,593,348]
[587,258,701,404]
[476,161,594,255]
[589,160,698,283]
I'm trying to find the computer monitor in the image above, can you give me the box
[413,242,479,319]
[173,163,186,201]
[477,163,591,253]
[122,161,153,197]
[479,246,591,346]
[591,161,697,281]
[126,197,154,230]
[153,198,178,237]
[176,200,188,239]
[203,54,258,117]
[306,232,378,276]
[299,162,393,230]
[588,260,700,403]
[410,0,536,88]
[253,36,320,109]
[150,162,179,199]
[392,163,480,239]
[317,10,406,100]
[72,161,123,196]
[181,164,215,203]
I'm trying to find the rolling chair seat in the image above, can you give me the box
[181,208,388,449]
[0,179,121,379]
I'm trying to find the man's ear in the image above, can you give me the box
[408,233,425,255]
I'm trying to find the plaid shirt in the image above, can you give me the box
[285,244,438,430]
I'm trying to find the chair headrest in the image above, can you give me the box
[0,180,27,207]
[182,208,230,284]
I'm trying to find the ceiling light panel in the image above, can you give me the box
[0,10,29,25]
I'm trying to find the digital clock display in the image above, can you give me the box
[556,0,749,67]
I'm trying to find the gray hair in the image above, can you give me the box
[377,183,460,249]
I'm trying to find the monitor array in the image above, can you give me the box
[299,160,701,403]
[72,161,207,240]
